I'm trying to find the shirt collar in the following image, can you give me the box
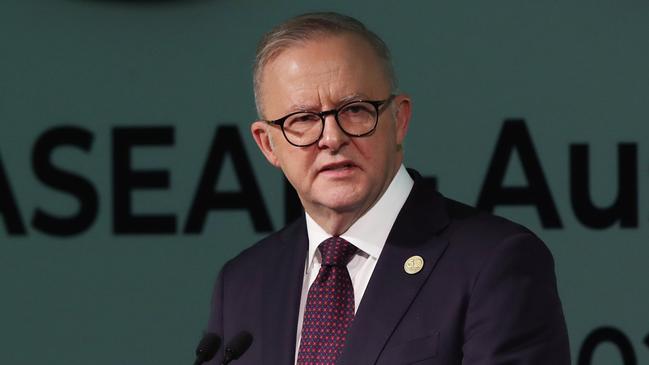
[305,165,414,264]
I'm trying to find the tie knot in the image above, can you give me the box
[319,237,357,267]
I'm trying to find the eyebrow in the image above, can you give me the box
[337,93,371,105]
[286,93,371,113]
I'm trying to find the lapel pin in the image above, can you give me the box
[404,255,424,275]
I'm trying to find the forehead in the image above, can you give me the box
[259,34,391,116]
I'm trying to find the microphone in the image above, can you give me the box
[194,332,222,365]
[221,331,253,365]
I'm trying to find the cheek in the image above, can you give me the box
[356,138,388,166]
[353,137,378,161]
[280,151,315,183]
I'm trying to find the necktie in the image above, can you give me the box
[296,237,358,365]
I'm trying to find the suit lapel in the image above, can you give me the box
[261,218,309,365]
[338,176,451,365]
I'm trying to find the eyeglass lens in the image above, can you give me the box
[283,101,378,146]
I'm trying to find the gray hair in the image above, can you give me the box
[253,12,397,118]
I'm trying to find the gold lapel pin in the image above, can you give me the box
[404,255,424,275]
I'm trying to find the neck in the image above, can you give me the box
[307,209,364,236]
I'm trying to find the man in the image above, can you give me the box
[204,12,570,365]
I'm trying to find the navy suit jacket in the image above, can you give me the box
[205,171,571,364]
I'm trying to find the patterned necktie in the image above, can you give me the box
[296,236,358,365]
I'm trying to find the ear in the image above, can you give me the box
[251,120,281,168]
[393,95,412,145]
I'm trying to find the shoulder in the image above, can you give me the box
[404,169,542,253]
[437,195,556,284]
[433,195,564,318]
[220,216,306,274]
[439,198,569,362]
[443,197,536,245]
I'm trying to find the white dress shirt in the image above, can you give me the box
[294,165,414,362]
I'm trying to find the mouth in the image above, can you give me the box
[319,161,357,173]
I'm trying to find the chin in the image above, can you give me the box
[315,189,368,213]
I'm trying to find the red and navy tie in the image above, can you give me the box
[296,236,358,365]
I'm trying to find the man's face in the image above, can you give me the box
[252,34,411,224]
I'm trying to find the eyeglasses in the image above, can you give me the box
[265,95,395,147]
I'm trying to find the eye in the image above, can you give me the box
[293,113,320,123]
[285,113,321,129]
[341,102,373,115]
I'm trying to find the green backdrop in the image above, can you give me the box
[1,0,647,364]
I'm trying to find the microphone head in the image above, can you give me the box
[225,331,253,360]
[195,332,221,362]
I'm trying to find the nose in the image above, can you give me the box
[317,114,349,152]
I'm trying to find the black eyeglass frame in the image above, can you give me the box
[265,94,396,147]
